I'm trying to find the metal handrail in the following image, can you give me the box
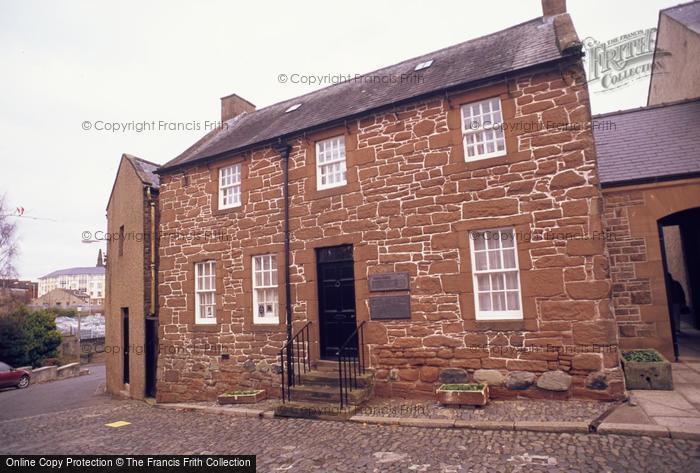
[280,321,312,402]
[337,320,366,408]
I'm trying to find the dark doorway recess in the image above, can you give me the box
[316,245,357,359]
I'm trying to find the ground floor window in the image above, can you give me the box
[253,254,278,324]
[195,260,216,324]
[469,227,522,320]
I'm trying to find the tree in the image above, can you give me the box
[0,194,18,279]
[0,306,62,367]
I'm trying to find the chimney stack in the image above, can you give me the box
[542,0,566,17]
[220,93,255,122]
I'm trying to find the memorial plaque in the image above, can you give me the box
[369,295,411,320]
[368,272,410,292]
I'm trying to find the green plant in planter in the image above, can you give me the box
[437,383,489,406]
[222,390,260,396]
[217,388,267,404]
[620,348,672,390]
[439,383,485,391]
[622,350,663,363]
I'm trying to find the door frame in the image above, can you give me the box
[315,244,357,360]
[145,316,158,397]
[121,307,130,385]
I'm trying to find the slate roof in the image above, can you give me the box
[39,267,106,279]
[125,154,160,189]
[593,98,700,186]
[161,16,576,171]
[663,1,700,35]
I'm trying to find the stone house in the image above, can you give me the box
[33,288,89,308]
[105,154,160,399]
[596,1,700,362]
[154,0,623,404]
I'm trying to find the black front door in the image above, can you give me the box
[317,245,357,359]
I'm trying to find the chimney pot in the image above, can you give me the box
[220,94,255,122]
[542,0,566,17]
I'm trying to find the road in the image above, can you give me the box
[0,367,699,471]
[0,363,108,421]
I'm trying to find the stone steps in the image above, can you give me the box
[277,361,374,418]
[287,383,371,404]
[300,370,373,388]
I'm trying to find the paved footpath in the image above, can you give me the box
[1,400,700,472]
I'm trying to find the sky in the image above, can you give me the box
[0,0,678,281]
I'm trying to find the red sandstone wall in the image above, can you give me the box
[156,62,623,403]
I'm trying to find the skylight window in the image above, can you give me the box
[414,60,434,71]
[285,103,301,113]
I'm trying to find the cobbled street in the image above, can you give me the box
[1,400,699,472]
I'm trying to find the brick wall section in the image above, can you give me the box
[602,191,656,339]
[156,62,623,403]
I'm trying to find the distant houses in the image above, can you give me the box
[37,252,106,306]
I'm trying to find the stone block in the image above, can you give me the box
[505,371,536,390]
[473,369,505,386]
[438,368,468,384]
[536,370,572,392]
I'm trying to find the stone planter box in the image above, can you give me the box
[217,389,266,405]
[620,349,673,390]
[436,384,489,406]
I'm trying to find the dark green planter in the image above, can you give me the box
[621,349,673,390]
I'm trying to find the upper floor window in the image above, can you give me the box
[195,260,216,324]
[316,136,347,190]
[469,228,522,320]
[252,254,278,324]
[118,225,125,256]
[461,98,506,160]
[219,164,241,209]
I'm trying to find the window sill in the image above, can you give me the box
[213,204,243,216]
[249,323,284,333]
[190,324,219,332]
[473,319,525,331]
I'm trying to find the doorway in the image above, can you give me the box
[121,308,129,384]
[145,316,158,397]
[659,207,700,361]
[316,245,357,359]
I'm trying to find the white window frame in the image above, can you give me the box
[218,164,241,210]
[460,97,507,161]
[195,260,217,324]
[469,227,523,320]
[315,136,347,190]
[252,254,279,325]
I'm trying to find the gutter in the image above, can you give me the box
[275,143,293,386]
[600,171,700,190]
[147,186,158,317]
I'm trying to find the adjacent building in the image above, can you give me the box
[596,1,700,362]
[647,1,700,105]
[105,154,160,399]
[153,1,624,404]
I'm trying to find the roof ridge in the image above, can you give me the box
[124,153,160,168]
[593,96,700,119]
[249,17,546,114]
